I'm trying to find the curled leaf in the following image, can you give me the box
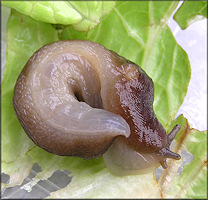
[1,1,115,31]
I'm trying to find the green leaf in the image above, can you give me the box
[1,1,115,31]
[1,9,59,186]
[160,115,207,199]
[174,1,207,29]
[60,1,190,128]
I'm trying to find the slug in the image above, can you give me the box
[13,40,181,175]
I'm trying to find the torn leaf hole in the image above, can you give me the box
[177,149,193,175]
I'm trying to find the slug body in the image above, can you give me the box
[13,40,180,175]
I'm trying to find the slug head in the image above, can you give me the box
[121,63,181,169]
[157,124,181,168]
[103,124,181,175]
[104,62,181,174]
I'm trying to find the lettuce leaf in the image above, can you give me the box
[1,1,115,31]
[174,1,207,29]
[160,115,207,198]
[27,148,161,198]
[1,1,206,198]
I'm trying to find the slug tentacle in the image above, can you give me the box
[164,148,181,160]
[160,160,168,169]
[158,151,180,169]
[157,124,181,169]
[153,124,181,170]
[157,146,181,170]
[168,124,181,144]
[13,40,181,175]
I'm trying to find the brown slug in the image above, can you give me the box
[13,40,181,175]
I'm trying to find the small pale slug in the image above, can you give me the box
[13,40,181,175]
